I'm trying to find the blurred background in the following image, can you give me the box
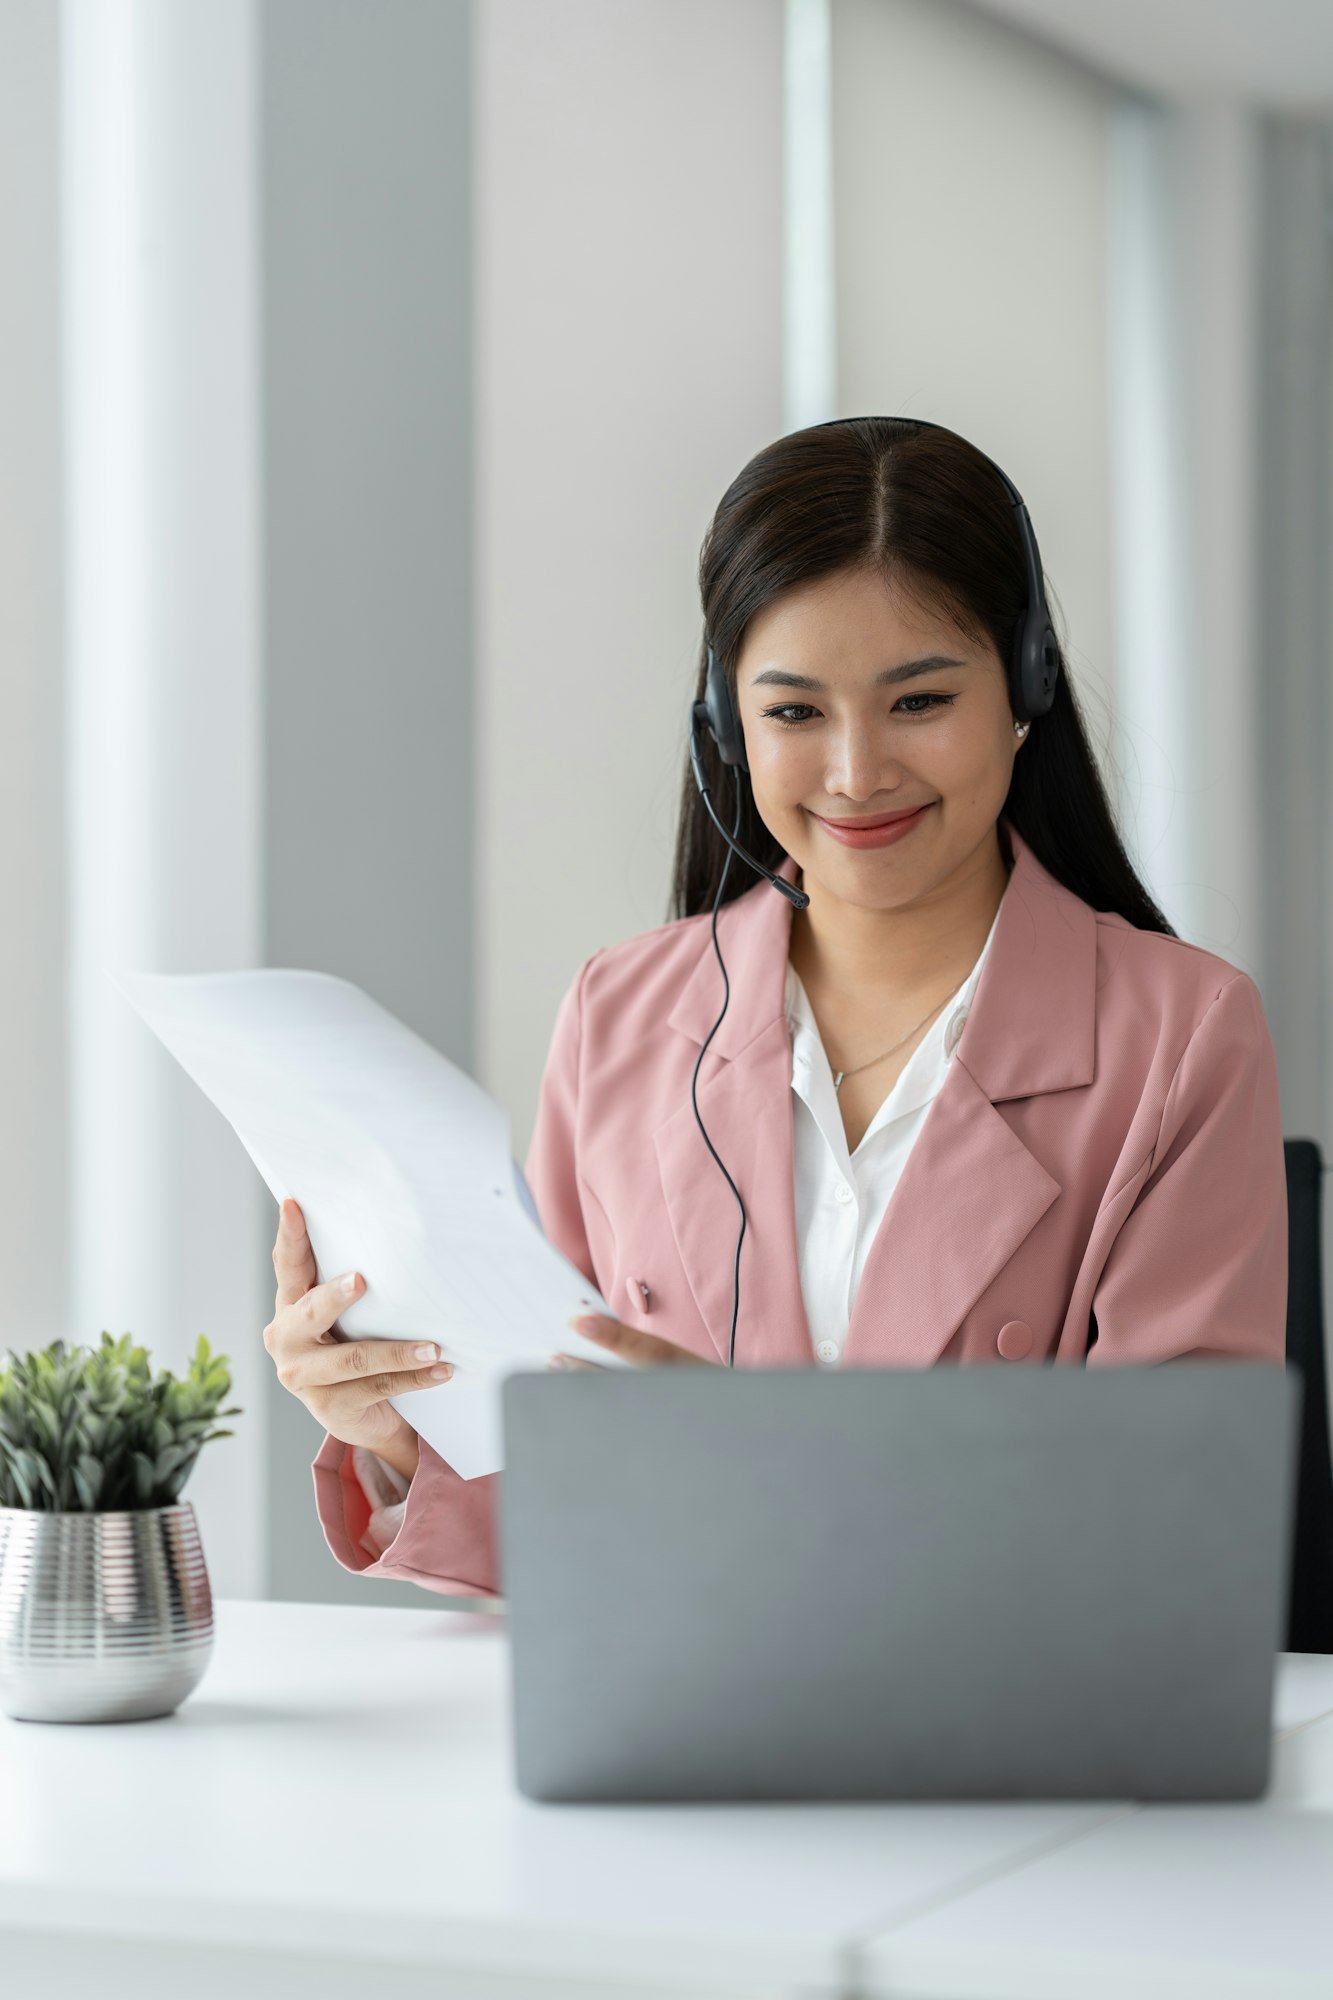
[2,0,1330,1606]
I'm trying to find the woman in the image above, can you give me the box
[264,417,1288,1600]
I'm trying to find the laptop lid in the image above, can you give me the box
[498,1365,1298,1804]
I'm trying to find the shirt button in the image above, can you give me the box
[945,1010,967,1055]
[815,1338,840,1362]
[833,1181,854,1204]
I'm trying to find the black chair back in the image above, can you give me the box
[1284,1137,1333,1652]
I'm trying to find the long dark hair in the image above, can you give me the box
[667,417,1176,937]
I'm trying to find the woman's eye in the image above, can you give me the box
[761,694,955,727]
[894,694,954,717]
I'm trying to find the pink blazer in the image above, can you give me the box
[312,816,1289,1598]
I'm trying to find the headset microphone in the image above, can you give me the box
[685,417,1060,1370]
[689,701,810,912]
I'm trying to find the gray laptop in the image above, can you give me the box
[497,1366,1298,1803]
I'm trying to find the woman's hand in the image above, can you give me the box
[263,1198,453,1475]
[547,1312,720,1370]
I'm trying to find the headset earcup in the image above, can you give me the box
[1014,615,1060,721]
[705,645,748,771]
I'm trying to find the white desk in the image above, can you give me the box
[859,1660,1333,2000]
[0,1599,1329,2000]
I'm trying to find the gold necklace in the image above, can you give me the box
[829,980,968,1094]
[791,866,972,1094]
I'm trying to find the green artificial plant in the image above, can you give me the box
[0,1332,242,1512]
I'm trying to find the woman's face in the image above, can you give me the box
[733,565,1025,910]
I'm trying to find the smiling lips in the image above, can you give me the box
[815,805,933,829]
[810,802,936,850]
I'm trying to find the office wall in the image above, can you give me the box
[1256,115,1333,1168]
[260,0,476,1606]
[0,1,66,1360]
[474,0,787,1160]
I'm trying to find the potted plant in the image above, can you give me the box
[0,1331,240,1724]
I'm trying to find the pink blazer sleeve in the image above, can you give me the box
[520,947,603,1289]
[1088,973,1288,1367]
[309,950,601,1596]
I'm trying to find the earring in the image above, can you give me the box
[1014,721,1029,737]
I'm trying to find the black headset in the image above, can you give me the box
[686,417,1061,1366]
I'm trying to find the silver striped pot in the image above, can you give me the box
[0,1501,213,1723]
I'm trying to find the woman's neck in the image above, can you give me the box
[789,830,1011,1003]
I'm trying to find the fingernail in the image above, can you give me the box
[429,1363,452,1380]
[568,1315,598,1335]
[549,1354,572,1370]
[340,1273,358,1296]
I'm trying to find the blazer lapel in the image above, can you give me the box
[653,1024,808,1365]
[655,861,812,1365]
[840,1063,1061,1365]
[656,822,1098,1369]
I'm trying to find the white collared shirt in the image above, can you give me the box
[785,898,1004,1368]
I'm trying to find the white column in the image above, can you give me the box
[785,0,836,429]
[61,0,265,1595]
[1110,97,1264,971]
[1107,92,1198,928]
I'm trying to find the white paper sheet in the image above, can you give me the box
[106,965,627,1478]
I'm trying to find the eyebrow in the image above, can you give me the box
[748,655,970,692]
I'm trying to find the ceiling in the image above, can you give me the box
[964,0,1333,108]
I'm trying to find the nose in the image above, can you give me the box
[820,722,905,802]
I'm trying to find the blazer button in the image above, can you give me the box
[626,1275,651,1315]
[996,1319,1033,1361]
